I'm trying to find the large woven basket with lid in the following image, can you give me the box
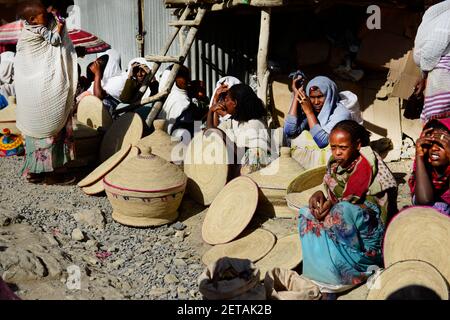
[104,146,187,227]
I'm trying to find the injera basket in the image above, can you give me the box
[104,146,187,227]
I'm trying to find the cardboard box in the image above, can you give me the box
[388,50,422,100]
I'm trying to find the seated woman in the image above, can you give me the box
[207,83,271,174]
[298,120,397,296]
[409,118,450,215]
[83,49,126,115]
[284,76,351,170]
[119,58,158,104]
[208,76,241,125]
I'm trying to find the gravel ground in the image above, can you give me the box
[0,154,413,300]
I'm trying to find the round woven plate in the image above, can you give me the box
[367,260,449,300]
[77,95,113,130]
[383,207,450,284]
[184,129,230,206]
[99,113,143,162]
[78,144,131,188]
[255,233,302,280]
[202,176,259,245]
[202,229,276,266]
[286,165,327,194]
[81,146,139,194]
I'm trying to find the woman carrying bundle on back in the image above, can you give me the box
[297,120,398,297]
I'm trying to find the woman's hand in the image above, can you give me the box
[297,87,315,116]
[90,61,102,77]
[213,84,229,104]
[414,76,427,96]
[210,102,227,117]
[416,128,434,158]
[309,190,326,213]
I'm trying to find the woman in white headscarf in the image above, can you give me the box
[86,49,126,114]
[209,76,241,126]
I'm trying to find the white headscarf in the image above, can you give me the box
[124,57,154,99]
[98,49,122,80]
[209,76,241,123]
[88,49,125,100]
[0,52,15,85]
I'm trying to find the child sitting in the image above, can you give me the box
[19,0,65,47]
[409,118,450,215]
[298,120,398,296]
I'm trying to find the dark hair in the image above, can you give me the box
[41,0,74,18]
[176,65,190,81]
[17,0,46,22]
[228,84,266,122]
[423,119,450,133]
[331,120,371,147]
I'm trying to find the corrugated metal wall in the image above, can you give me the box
[74,0,140,69]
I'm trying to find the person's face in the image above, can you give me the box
[309,88,326,113]
[224,92,237,115]
[30,8,48,25]
[136,67,147,84]
[330,129,361,168]
[426,129,450,168]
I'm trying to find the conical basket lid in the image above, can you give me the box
[248,147,305,190]
[136,119,181,163]
[104,146,187,192]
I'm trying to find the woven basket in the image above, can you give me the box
[104,146,187,227]
[136,119,182,163]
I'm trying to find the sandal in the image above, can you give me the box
[26,173,45,184]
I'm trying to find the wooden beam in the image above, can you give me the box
[257,8,271,106]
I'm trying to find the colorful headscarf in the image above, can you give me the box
[409,118,450,205]
[324,146,397,223]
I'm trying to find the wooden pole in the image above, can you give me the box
[257,8,271,106]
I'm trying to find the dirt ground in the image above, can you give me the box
[0,154,413,300]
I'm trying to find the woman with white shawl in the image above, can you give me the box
[15,2,77,184]
[209,76,241,126]
[414,0,450,123]
[207,83,271,174]
[85,48,126,115]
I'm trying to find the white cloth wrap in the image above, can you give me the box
[15,25,77,138]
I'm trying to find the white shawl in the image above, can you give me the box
[15,24,77,138]
[157,84,191,134]
[0,51,15,85]
[414,1,450,71]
